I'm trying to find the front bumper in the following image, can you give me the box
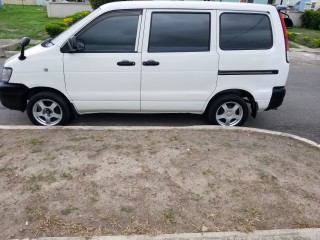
[265,86,286,111]
[0,81,28,111]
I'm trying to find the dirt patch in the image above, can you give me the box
[0,128,319,239]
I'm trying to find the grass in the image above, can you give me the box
[23,171,57,193]
[290,27,320,40]
[0,165,16,174]
[15,44,35,51]
[120,205,133,213]
[288,27,320,48]
[220,140,232,147]
[203,168,213,176]
[189,192,203,201]
[256,155,274,166]
[60,171,73,180]
[0,5,61,40]
[169,135,179,142]
[163,208,176,224]
[29,171,56,183]
[258,171,269,183]
[28,138,45,145]
[61,204,78,215]
[289,42,299,48]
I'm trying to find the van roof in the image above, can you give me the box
[100,1,276,13]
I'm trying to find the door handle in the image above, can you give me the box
[117,60,135,66]
[143,60,160,66]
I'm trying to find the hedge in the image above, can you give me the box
[45,22,68,38]
[45,11,91,38]
[301,10,320,30]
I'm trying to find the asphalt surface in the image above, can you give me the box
[0,57,319,143]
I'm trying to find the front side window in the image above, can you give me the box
[220,13,273,50]
[77,10,141,53]
[148,12,210,52]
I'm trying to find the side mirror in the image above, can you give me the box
[19,37,30,61]
[76,40,85,51]
[67,36,85,52]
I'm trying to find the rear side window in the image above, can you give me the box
[220,13,273,50]
[148,12,210,52]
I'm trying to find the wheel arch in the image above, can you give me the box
[204,89,257,118]
[26,87,79,117]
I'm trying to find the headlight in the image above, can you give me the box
[1,67,13,82]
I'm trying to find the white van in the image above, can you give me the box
[0,1,289,126]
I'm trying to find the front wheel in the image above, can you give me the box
[208,94,249,126]
[27,92,71,126]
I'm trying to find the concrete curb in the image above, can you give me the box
[15,228,320,240]
[289,41,320,54]
[0,39,41,57]
[0,125,319,148]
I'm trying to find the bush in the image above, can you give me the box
[45,22,68,38]
[301,10,313,29]
[89,0,122,10]
[63,17,74,26]
[314,38,320,48]
[287,31,298,42]
[301,36,311,45]
[67,11,91,24]
[45,11,91,38]
[301,10,320,30]
[311,12,320,30]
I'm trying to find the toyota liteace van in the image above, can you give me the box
[0,1,290,126]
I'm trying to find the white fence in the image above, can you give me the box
[47,1,92,17]
[288,10,303,27]
[4,0,37,5]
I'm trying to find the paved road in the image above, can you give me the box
[0,57,319,143]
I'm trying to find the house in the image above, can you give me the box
[288,0,320,11]
[3,0,46,6]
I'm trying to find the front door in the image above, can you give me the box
[141,10,219,113]
[63,10,143,113]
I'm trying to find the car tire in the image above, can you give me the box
[27,91,71,126]
[208,94,249,126]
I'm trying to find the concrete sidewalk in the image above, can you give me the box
[0,39,19,57]
[290,42,320,54]
[0,39,41,58]
[14,228,320,240]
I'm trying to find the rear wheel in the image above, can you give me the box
[208,94,248,126]
[27,92,71,126]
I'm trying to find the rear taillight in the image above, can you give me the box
[279,11,290,63]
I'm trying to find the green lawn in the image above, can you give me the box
[289,42,299,48]
[0,5,61,40]
[290,27,320,39]
[288,27,320,48]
